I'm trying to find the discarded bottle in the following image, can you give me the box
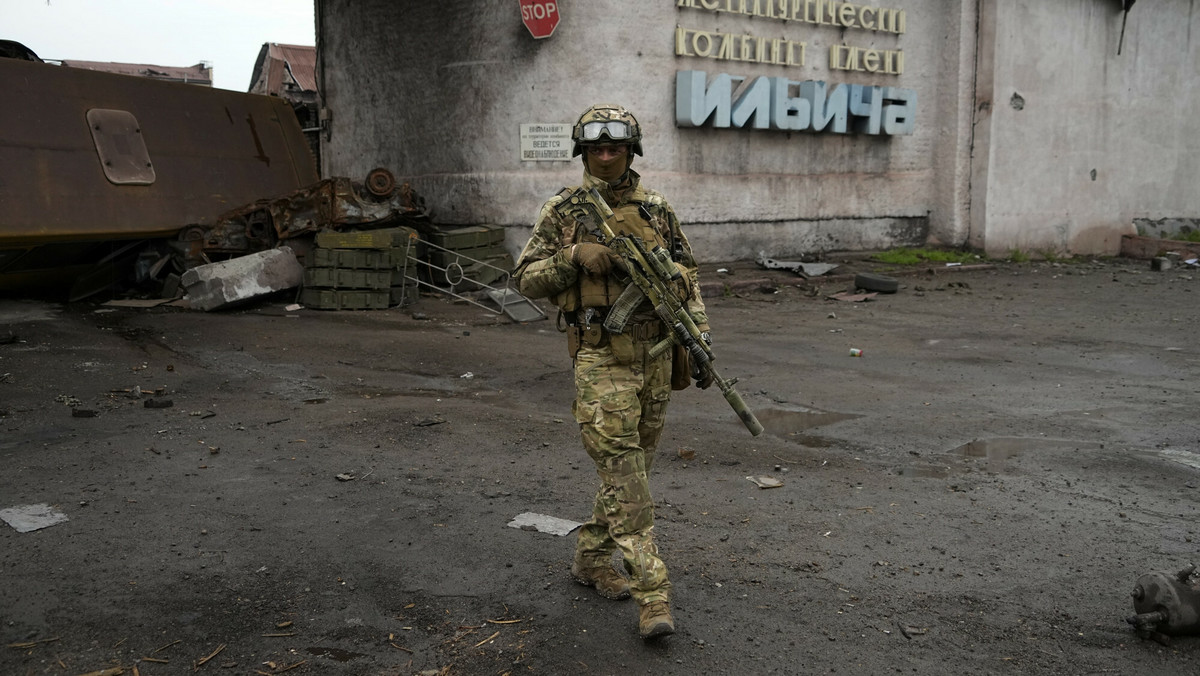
[849,348,863,357]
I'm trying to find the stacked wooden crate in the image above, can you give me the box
[300,226,418,310]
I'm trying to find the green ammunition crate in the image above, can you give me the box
[461,253,514,286]
[303,268,392,290]
[425,224,504,250]
[426,242,509,269]
[315,226,418,249]
[308,247,414,270]
[300,288,391,310]
[390,282,418,306]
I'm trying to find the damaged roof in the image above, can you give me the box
[60,59,212,85]
[248,42,316,95]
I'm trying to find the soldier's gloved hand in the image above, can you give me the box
[572,243,620,277]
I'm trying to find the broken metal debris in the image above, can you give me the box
[507,512,583,536]
[177,169,429,269]
[1127,564,1200,645]
[757,256,839,278]
[0,503,70,533]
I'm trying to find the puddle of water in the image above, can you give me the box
[896,463,953,478]
[1155,448,1200,471]
[898,437,1105,478]
[756,407,861,442]
[306,646,365,662]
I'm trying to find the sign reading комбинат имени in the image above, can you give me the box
[675,0,916,136]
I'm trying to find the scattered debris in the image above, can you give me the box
[897,621,928,639]
[678,447,696,461]
[849,348,863,357]
[746,476,783,489]
[335,473,356,482]
[756,256,839,278]
[485,288,546,323]
[1127,563,1200,645]
[507,512,583,536]
[827,291,877,302]
[414,417,447,427]
[194,643,226,670]
[181,246,305,312]
[0,503,69,533]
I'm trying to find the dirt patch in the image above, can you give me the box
[2,257,1198,675]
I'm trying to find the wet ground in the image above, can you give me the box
[1,256,1198,675]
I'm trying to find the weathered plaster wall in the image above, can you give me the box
[318,0,975,262]
[973,0,1200,256]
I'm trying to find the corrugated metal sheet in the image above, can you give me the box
[249,43,317,95]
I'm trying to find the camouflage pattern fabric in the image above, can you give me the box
[513,167,711,607]
[572,337,673,605]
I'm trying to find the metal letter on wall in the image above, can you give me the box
[86,109,156,185]
[676,70,916,136]
[676,70,738,127]
[881,87,917,135]
[731,76,772,129]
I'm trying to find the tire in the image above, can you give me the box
[855,272,900,294]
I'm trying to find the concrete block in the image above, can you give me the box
[181,246,304,311]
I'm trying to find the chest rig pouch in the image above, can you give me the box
[575,201,675,309]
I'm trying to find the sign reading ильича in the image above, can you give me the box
[519,123,571,161]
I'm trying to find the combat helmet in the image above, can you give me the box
[571,103,643,157]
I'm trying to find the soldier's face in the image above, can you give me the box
[585,144,630,182]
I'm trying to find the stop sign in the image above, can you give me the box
[519,0,560,39]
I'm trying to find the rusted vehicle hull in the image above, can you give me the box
[0,56,318,294]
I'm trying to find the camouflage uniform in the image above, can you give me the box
[513,168,708,606]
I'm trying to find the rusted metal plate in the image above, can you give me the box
[0,57,318,250]
[85,109,156,185]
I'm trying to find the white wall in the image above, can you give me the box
[318,0,978,262]
[972,0,1200,256]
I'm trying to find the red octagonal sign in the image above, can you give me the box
[519,0,560,39]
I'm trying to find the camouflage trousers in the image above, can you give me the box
[571,332,673,605]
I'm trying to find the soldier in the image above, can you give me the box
[512,103,712,639]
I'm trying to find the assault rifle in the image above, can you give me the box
[563,187,763,437]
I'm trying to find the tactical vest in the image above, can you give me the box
[550,189,684,314]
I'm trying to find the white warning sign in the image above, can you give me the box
[520,123,571,161]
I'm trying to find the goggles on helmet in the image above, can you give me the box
[581,120,634,142]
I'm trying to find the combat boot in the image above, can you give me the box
[570,561,631,600]
[638,600,675,639]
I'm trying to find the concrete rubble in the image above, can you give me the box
[181,246,304,311]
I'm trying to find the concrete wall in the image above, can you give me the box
[972,0,1200,257]
[318,0,977,262]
